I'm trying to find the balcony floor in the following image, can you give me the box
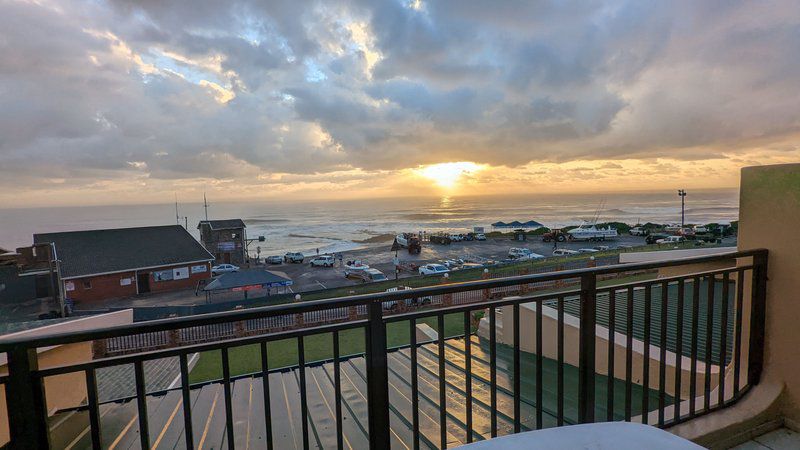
[731,427,800,449]
[47,335,667,449]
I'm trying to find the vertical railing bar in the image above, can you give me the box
[260,341,274,450]
[719,272,730,406]
[438,314,447,450]
[513,303,521,433]
[85,368,102,450]
[625,286,634,421]
[674,279,685,424]
[489,306,498,437]
[411,318,420,450]
[536,299,543,430]
[298,337,309,450]
[704,274,715,412]
[689,276,700,418]
[578,273,597,423]
[366,301,391,449]
[221,347,236,450]
[557,296,565,426]
[5,347,50,448]
[642,283,652,424]
[658,281,669,426]
[179,353,195,450]
[463,311,473,443]
[333,331,344,450]
[134,360,150,450]
[607,289,616,422]
[733,268,745,397]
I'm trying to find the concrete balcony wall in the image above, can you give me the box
[0,309,133,445]
[738,163,800,422]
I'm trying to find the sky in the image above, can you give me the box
[1,0,799,207]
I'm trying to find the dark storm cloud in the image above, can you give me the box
[1,0,799,187]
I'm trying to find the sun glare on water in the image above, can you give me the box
[417,162,483,189]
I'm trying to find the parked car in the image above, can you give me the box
[577,248,599,253]
[629,227,648,236]
[419,264,450,276]
[266,255,283,265]
[460,263,484,269]
[383,286,432,310]
[310,255,335,267]
[646,234,670,245]
[355,268,388,282]
[552,249,579,256]
[656,236,685,245]
[508,247,544,260]
[284,252,305,263]
[593,245,610,251]
[449,233,463,242]
[211,264,239,275]
[442,259,464,269]
[475,233,487,241]
[693,225,709,234]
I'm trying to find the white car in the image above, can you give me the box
[419,264,450,276]
[508,247,545,260]
[211,264,239,275]
[693,225,709,234]
[577,248,599,253]
[553,249,579,256]
[594,245,610,251]
[629,227,647,236]
[449,234,463,242]
[658,236,685,244]
[656,236,685,244]
[310,255,335,267]
[475,233,487,241]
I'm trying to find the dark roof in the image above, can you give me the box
[204,270,292,291]
[34,225,214,278]
[197,219,246,231]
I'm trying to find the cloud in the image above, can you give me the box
[1,0,800,205]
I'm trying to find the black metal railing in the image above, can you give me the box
[0,249,768,449]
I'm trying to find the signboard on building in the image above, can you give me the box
[191,264,207,274]
[218,242,235,251]
[173,267,189,280]
[65,281,75,292]
[153,270,173,282]
[120,277,132,286]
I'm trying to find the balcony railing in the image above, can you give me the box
[0,249,767,449]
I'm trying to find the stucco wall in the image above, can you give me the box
[738,163,800,422]
[0,310,134,445]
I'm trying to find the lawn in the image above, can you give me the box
[189,313,470,383]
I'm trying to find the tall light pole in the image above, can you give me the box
[678,189,687,228]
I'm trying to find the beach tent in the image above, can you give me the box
[508,221,524,227]
[491,221,508,228]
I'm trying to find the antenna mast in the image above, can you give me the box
[203,192,209,221]
[175,193,180,225]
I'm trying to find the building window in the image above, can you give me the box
[82,280,92,289]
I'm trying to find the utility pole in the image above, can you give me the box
[678,189,687,228]
[203,192,209,221]
[175,193,180,226]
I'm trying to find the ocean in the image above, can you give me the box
[0,189,739,257]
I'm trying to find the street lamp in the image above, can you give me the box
[678,190,687,228]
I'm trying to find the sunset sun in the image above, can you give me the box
[416,162,483,189]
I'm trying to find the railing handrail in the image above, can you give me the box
[0,248,766,351]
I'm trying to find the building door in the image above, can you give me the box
[137,272,150,294]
